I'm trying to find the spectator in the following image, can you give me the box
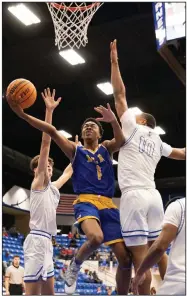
[5,255,24,295]
[3,227,8,237]
[92,271,102,284]
[106,286,112,295]
[52,237,59,247]
[69,237,77,248]
[67,248,74,260]
[97,286,102,294]
[68,231,73,239]
[111,287,117,295]
[60,247,68,260]
[8,225,19,238]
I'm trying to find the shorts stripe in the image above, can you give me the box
[148,235,160,239]
[122,234,148,238]
[30,232,51,239]
[121,229,149,233]
[24,266,43,278]
[149,229,162,233]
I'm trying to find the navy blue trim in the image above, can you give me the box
[24,266,43,278]
[121,229,149,233]
[177,200,185,235]
[31,229,51,236]
[123,128,138,146]
[122,234,148,238]
[149,229,162,233]
[30,232,51,239]
[148,235,159,239]
[24,279,40,283]
[31,183,50,193]
[47,270,54,275]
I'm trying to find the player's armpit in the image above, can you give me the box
[103,138,125,154]
[168,148,186,160]
[31,173,47,191]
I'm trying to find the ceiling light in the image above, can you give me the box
[97,82,113,95]
[129,107,143,115]
[59,49,85,65]
[8,4,41,26]
[154,126,166,135]
[58,130,72,139]
[57,229,61,233]
[113,159,118,165]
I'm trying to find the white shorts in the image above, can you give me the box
[120,188,164,246]
[157,280,185,295]
[23,230,54,282]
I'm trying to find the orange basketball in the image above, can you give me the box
[6,78,37,109]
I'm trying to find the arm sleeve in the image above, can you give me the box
[120,109,137,139]
[163,201,181,228]
[161,142,173,157]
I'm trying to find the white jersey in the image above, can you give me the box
[29,181,60,235]
[118,109,172,192]
[163,198,185,283]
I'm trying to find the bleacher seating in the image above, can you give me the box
[3,233,171,295]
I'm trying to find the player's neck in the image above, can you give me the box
[83,140,99,151]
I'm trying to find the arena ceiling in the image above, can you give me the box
[2,2,186,195]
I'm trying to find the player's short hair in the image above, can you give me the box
[30,155,54,172]
[142,113,156,129]
[81,118,104,137]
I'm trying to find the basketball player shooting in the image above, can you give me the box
[110,39,185,295]
[7,98,132,295]
[21,88,73,295]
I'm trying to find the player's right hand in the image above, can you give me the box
[6,290,10,295]
[6,95,25,118]
[110,39,118,64]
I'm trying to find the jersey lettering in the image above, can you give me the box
[139,136,155,157]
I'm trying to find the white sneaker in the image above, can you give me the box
[64,258,80,294]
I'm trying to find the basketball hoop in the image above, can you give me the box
[47,2,103,50]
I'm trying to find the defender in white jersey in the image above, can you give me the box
[132,197,185,295]
[110,39,185,294]
[22,88,73,295]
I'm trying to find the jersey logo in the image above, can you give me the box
[139,136,155,157]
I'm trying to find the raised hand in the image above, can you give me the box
[110,39,118,64]
[41,88,61,112]
[94,103,116,123]
[75,135,82,146]
[132,272,146,295]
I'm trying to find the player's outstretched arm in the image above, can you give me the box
[53,163,73,190]
[110,39,128,119]
[168,148,186,160]
[33,88,61,189]
[94,103,125,153]
[7,97,76,160]
[132,223,177,294]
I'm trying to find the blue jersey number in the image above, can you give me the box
[139,136,155,157]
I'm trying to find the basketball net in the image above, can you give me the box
[47,2,103,50]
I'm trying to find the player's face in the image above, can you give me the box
[13,257,20,266]
[81,121,100,141]
[135,115,146,126]
[47,161,53,178]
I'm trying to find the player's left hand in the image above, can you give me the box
[131,272,146,295]
[42,88,61,112]
[94,103,116,123]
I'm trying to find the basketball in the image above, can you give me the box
[6,78,37,109]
